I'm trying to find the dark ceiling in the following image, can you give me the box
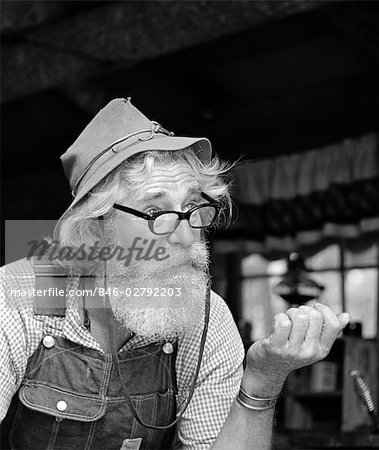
[1,0,378,221]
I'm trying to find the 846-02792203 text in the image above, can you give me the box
[93,287,183,297]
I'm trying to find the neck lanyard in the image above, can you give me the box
[99,217,210,429]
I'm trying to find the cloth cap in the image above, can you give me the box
[60,98,212,214]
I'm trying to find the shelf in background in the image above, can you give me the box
[287,390,343,399]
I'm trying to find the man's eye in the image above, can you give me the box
[186,201,199,210]
[146,207,160,215]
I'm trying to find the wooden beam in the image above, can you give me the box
[0,1,66,34]
[324,1,379,61]
[2,0,323,103]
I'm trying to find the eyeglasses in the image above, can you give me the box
[113,192,221,235]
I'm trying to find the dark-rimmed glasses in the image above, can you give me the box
[113,192,221,235]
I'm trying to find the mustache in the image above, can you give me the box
[105,241,209,278]
[163,242,209,269]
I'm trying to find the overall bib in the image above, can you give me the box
[1,257,178,450]
[2,336,178,450]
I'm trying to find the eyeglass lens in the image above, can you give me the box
[153,205,217,234]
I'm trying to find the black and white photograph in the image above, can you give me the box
[1,1,378,449]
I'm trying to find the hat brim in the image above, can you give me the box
[61,135,211,218]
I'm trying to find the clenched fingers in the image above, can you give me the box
[286,308,310,350]
[313,303,350,351]
[269,313,291,348]
[275,303,350,361]
[247,304,350,384]
[299,305,323,345]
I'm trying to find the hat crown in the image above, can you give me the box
[58,98,211,216]
[61,98,153,191]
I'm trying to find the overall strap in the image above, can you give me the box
[32,255,68,316]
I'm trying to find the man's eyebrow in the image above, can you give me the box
[140,191,167,203]
[187,185,202,195]
[139,185,202,203]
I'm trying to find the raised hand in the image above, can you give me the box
[242,303,350,397]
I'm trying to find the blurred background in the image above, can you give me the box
[1,0,379,447]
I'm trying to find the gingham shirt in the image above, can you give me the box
[0,258,244,449]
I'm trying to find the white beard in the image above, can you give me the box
[96,241,210,341]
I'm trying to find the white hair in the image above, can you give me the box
[52,148,234,269]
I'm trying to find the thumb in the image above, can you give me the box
[337,312,350,331]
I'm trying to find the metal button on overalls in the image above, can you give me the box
[56,400,68,412]
[162,343,174,354]
[42,336,55,348]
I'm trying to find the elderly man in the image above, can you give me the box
[0,98,349,450]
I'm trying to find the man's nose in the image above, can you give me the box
[167,219,195,248]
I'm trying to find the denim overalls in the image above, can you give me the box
[1,259,178,450]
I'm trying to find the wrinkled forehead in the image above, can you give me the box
[136,161,201,201]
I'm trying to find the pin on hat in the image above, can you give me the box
[60,98,212,215]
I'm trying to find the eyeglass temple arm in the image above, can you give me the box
[201,192,218,204]
[113,204,151,220]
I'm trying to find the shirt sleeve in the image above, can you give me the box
[0,261,35,422]
[0,327,22,422]
[175,291,245,449]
